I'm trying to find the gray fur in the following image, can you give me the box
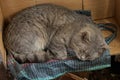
[3,4,108,63]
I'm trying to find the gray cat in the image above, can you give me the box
[3,4,108,63]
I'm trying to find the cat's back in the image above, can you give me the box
[3,4,76,54]
[10,4,74,23]
[4,4,76,37]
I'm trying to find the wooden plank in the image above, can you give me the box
[0,0,36,20]
[35,0,82,10]
[0,6,6,67]
[57,73,87,80]
[94,18,120,55]
[83,0,115,20]
[115,0,120,25]
[0,64,10,80]
[0,0,82,20]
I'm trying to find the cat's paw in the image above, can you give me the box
[26,51,49,63]
[26,54,36,63]
[13,54,27,63]
[55,51,68,60]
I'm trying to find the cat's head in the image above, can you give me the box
[70,23,109,61]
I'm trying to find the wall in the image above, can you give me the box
[115,0,120,25]
[83,0,115,20]
[0,0,115,20]
[0,0,82,20]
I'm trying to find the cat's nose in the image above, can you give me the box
[81,55,85,59]
[81,55,86,60]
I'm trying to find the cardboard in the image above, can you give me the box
[0,0,82,20]
[83,0,115,20]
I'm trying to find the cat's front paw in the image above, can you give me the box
[55,52,68,60]
[13,54,27,63]
[26,51,49,63]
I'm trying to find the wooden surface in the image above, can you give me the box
[95,18,120,55]
[0,6,6,67]
[115,0,120,25]
[0,0,82,20]
[0,0,36,20]
[0,0,115,20]
[83,0,115,20]
[0,63,7,80]
[35,0,82,10]
[0,63,13,80]
[57,73,87,80]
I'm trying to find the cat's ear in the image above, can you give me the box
[80,24,94,42]
[81,31,91,42]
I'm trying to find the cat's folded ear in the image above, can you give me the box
[80,23,96,42]
[81,31,91,42]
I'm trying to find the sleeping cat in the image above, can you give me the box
[3,4,108,63]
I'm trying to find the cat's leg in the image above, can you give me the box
[13,53,27,63]
[13,50,53,63]
[26,50,54,63]
[48,40,68,60]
